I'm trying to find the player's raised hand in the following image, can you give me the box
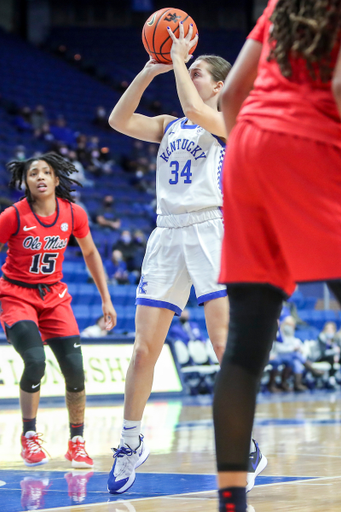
[144,56,173,75]
[102,299,117,330]
[168,22,198,63]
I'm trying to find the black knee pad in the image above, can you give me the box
[47,336,85,392]
[20,348,46,392]
[223,284,284,378]
[6,321,46,393]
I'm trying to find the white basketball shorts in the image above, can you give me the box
[136,212,227,315]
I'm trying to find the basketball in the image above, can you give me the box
[142,8,198,64]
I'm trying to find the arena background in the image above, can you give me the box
[1,2,341,512]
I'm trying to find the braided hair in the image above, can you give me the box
[7,152,82,203]
[268,0,341,82]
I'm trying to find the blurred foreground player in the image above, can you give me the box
[0,153,117,467]
[214,1,341,510]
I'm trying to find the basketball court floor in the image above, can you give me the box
[1,390,341,512]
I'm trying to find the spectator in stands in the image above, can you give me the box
[98,147,116,175]
[67,150,93,187]
[130,168,149,193]
[121,140,149,174]
[168,308,206,345]
[88,148,103,175]
[31,105,49,137]
[71,190,92,226]
[14,106,32,132]
[87,136,100,151]
[128,229,147,282]
[96,195,121,230]
[105,249,129,285]
[81,315,111,337]
[269,315,323,392]
[269,316,308,392]
[316,321,340,389]
[93,106,108,129]
[112,229,136,270]
[147,143,158,167]
[50,115,76,146]
[35,122,55,146]
[13,145,27,161]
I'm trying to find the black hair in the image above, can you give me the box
[268,0,341,82]
[7,152,82,203]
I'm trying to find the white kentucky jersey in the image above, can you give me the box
[156,118,225,216]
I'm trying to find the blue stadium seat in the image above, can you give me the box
[109,285,136,306]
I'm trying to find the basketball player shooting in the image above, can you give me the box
[106,20,266,495]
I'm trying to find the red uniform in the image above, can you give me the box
[0,198,89,340]
[219,0,341,296]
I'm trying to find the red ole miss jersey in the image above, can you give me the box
[0,198,89,284]
[239,0,341,147]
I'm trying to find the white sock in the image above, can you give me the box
[120,419,141,449]
[250,438,256,454]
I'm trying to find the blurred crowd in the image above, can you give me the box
[3,102,161,285]
[266,315,341,393]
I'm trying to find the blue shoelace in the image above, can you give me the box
[112,445,134,458]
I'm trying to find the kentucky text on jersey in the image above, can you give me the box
[159,139,207,162]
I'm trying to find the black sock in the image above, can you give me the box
[70,422,84,439]
[23,418,36,435]
[218,487,247,512]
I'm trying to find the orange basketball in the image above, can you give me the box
[142,7,198,64]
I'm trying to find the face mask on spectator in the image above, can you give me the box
[325,332,335,340]
[121,234,132,243]
[282,325,294,336]
[16,151,26,160]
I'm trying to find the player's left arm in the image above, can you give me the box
[76,232,117,330]
[221,39,262,135]
[169,24,227,139]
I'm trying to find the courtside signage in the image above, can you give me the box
[0,343,183,398]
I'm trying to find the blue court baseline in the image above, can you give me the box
[0,470,319,512]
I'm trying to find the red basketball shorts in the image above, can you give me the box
[0,279,79,341]
[219,121,341,297]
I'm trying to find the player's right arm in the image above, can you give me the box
[0,206,18,247]
[108,60,176,143]
[332,44,341,119]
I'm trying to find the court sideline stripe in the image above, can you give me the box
[27,475,341,512]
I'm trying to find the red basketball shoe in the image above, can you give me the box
[20,476,50,509]
[65,436,94,468]
[21,431,49,466]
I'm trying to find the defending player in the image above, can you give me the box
[106,23,265,494]
[0,153,117,467]
[214,1,341,511]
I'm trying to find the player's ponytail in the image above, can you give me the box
[7,152,82,203]
[268,0,341,82]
